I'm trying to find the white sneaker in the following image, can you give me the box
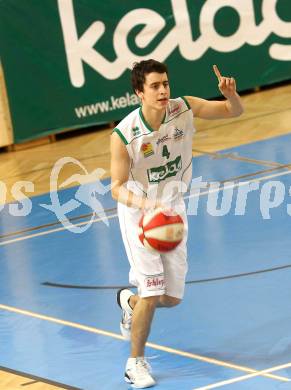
[125,357,156,388]
[116,288,134,340]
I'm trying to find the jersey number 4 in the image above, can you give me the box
[162,145,170,159]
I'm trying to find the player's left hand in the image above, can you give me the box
[213,65,237,99]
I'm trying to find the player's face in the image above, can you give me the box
[137,72,170,110]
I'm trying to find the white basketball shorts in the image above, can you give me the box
[117,200,188,299]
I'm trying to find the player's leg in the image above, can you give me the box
[162,244,188,301]
[123,292,181,309]
[131,295,160,357]
[162,206,188,303]
[117,203,164,388]
[157,295,181,307]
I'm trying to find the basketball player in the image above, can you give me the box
[110,59,243,388]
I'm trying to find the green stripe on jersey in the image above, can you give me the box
[113,128,128,145]
[181,96,191,109]
[139,108,154,133]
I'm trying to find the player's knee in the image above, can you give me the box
[141,295,160,309]
[167,297,181,307]
[162,295,181,307]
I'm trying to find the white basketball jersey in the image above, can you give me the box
[114,97,195,203]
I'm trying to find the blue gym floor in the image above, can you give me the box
[1,134,291,389]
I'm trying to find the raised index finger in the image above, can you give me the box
[213,64,222,80]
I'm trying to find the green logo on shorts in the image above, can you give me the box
[147,155,182,183]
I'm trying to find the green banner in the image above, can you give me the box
[0,0,290,143]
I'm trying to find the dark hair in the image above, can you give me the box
[131,59,168,93]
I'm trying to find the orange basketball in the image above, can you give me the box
[138,208,184,253]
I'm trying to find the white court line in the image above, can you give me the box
[0,214,118,247]
[185,168,291,200]
[1,169,291,247]
[194,362,291,389]
[0,304,288,382]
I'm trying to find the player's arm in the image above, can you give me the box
[185,65,244,120]
[110,132,159,210]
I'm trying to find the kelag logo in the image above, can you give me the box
[147,156,182,183]
[58,0,291,87]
